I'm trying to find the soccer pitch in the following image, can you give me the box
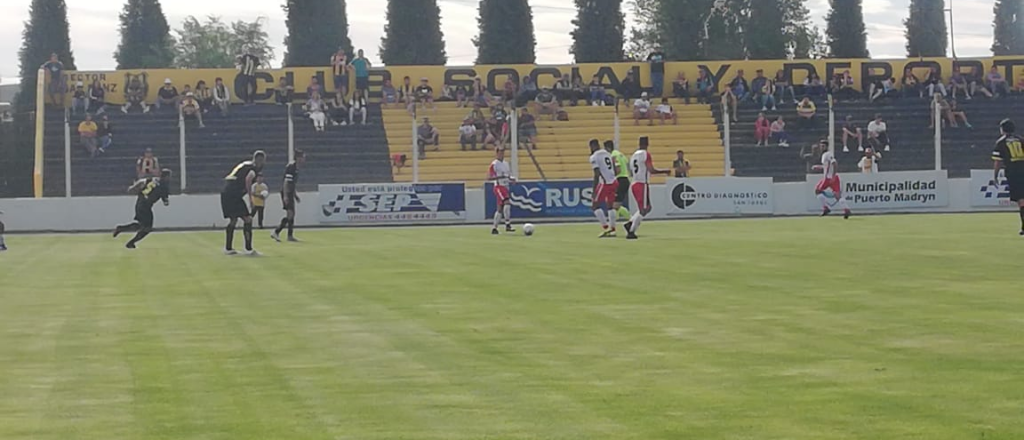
[1,214,1022,440]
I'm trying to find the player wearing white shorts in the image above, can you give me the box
[813,150,852,219]
[488,148,516,234]
[589,139,620,238]
[624,136,671,240]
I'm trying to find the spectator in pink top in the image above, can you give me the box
[754,112,771,147]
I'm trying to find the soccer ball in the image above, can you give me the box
[260,190,270,199]
[523,223,535,236]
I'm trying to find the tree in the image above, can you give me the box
[173,16,274,69]
[746,0,787,59]
[702,0,746,61]
[571,0,625,63]
[283,0,353,67]
[905,0,947,57]
[16,0,76,111]
[992,0,1024,56]
[792,24,828,59]
[825,0,869,58]
[658,0,708,61]
[475,0,536,64]
[115,0,175,69]
[380,0,447,65]
[625,0,661,60]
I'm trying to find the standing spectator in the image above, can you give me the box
[331,48,350,98]
[237,53,260,105]
[381,78,398,108]
[306,76,323,99]
[349,49,372,94]
[796,97,817,129]
[41,53,65,107]
[618,71,641,107]
[122,75,149,114]
[867,114,891,151]
[136,148,160,179]
[696,69,714,104]
[274,77,293,106]
[517,108,538,150]
[195,80,213,112]
[534,88,560,120]
[869,77,897,102]
[770,116,789,147]
[949,71,971,100]
[672,72,690,104]
[840,115,863,152]
[633,92,653,126]
[78,113,98,157]
[519,75,539,105]
[415,77,436,111]
[459,118,478,151]
[155,79,179,111]
[986,66,1009,97]
[655,98,677,125]
[760,74,777,111]
[179,92,205,128]
[304,92,328,132]
[754,112,771,146]
[804,73,826,98]
[901,67,922,98]
[212,77,231,114]
[417,117,440,158]
[97,114,113,153]
[70,81,87,116]
[88,79,106,115]
[251,174,268,229]
[588,75,607,106]
[673,150,691,178]
[858,147,881,174]
[349,89,368,125]
[774,70,796,104]
[750,70,768,105]
[647,47,666,97]
[925,67,946,97]
[328,90,349,126]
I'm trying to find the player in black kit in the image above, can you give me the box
[114,168,172,249]
[991,119,1024,235]
[272,149,306,242]
[222,151,266,255]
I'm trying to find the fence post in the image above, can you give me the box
[411,117,419,183]
[613,109,621,151]
[510,109,520,179]
[721,93,731,176]
[63,108,71,198]
[287,103,295,163]
[33,68,46,198]
[179,112,187,193]
[933,96,942,171]
[827,94,836,154]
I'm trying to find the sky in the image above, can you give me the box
[0,0,999,85]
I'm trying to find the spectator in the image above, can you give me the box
[672,150,691,178]
[136,148,160,179]
[155,78,179,111]
[754,112,771,147]
[840,115,863,152]
[534,88,560,121]
[553,73,573,106]
[459,118,478,151]
[751,69,768,105]
[796,97,817,129]
[417,117,440,158]
[328,90,349,126]
[696,69,714,104]
[770,116,789,147]
[929,94,947,129]
[471,77,490,108]
[305,92,328,132]
[672,72,690,104]
[181,84,193,98]
[858,147,881,174]
[237,53,261,105]
[306,76,323,99]
[944,98,973,129]
[502,76,518,102]
[349,89,368,125]
[571,74,587,106]
[195,80,213,112]
[519,75,539,104]
[349,49,371,94]
[986,66,1009,97]
[1017,76,1024,94]
[728,69,750,102]
[482,113,502,148]
[949,71,971,100]
[41,53,65,107]
[399,76,415,110]
[633,92,653,126]
[453,84,469,108]
[869,77,897,102]
[122,75,149,114]
[655,97,677,125]
[381,78,398,108]
[900,67,922,98]
[415,77,436,111]
[88,79,106,115]
[179,92,204,128]
[588,75,607,106]
[78,113,98,157]
[619,71,641,107]
[966,67,993,99]
[760,73,777,111]
[518,108,537,150]
[331,48,349,98]
[801,139,828,173]
[212,77,231,114]
[833,70,857,100]
[804,73,826,98]
[647,47,666,97]
[391,153,408,174]
[491,102,510,148]
[466,102,488,133]
[70,81,87,116]
[274,77,293,106]
[925,67,946,97]
[866,114,891,151]
[97,114,113,153]
[774,70,796,104]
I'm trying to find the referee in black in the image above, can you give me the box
[991,119,1024,235]
[238,53,261,105]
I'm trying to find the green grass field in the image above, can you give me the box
[1,214,1023,440]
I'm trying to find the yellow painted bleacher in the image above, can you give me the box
[382,99,724,186]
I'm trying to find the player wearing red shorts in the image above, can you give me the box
[813,150,852,219]
[488,148,516,234]
[624,136,671,240]
[589,139,620,237]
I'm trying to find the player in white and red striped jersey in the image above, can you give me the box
[813,149,852,219]
[487,148,516,234]
[589,139,620,237]
[624,136,671,239]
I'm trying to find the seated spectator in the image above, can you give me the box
[466,103,487,132]
[553,73,572,105]
[949,71,971,100]
[96,114,113,153]
[673,150,691,178]
[633,92,653,126]
[770,116,789,147]
[179,92,205,128]
[986,66,1009,97]
[328,90,349,126]
[459,119,478,151]
[274,77,293,106]
[305,92,328,132]
[399,76,415,110]
[78,113,99,157]
[195,80,213,112]
[415,77,436,111]
[866,113,890,151]
[751,69,768,105]
[774,70,796,104]
[349,89,368,125]
[306,76,323,99]
[869,77,897,102]
[754,112,771,147]
[655,97,677,125]
[804,73,826,98]
[71,81,87,116]
[123,75,149,114]
[156,78,179,110]
[840,115,863,152]
[696,69,714,104]
[181,84,192,98]
[618,71,641,107]
[1017,76,1024,94]
[966,67,993,99]
[517,108,537,150]
[482,116,502,148]
[925,67,946,97]
[534,88,560,120]
[832,70,857,100]
[801,139,828,173]
[760,75,777,111]
[88,79,106,115]
[471,77,491,108]
[944,98,973,129]
[901,68,922,98]
[672,72,690,104]
[588,75,607,106]
[417,117,440,158]
[136,148,160,179]
[728,70,750,102]
[796,97,817,128]
[519,75,539,104]
[212,77,231,114]
[571,74,587,106]
[858,147,881,174]
[501,76,517,102]
[379,78,397,108]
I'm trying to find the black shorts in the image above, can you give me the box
[282,195,296,211]
[134,205,154,228]
[615,177,630,203]
[1008,173,1024,202]
[221,191,249,219]
[334,74,349,90]
[355,77,369,90]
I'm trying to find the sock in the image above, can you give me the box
[836,197,851,212]
[607,209,616,231]
[225,223,236,250]
[594,209,608,228]
[630,212,643,233]
[493,211,501,229]
[816,193,831,209]
[1019,207,1024,230]
[118,222,141,233]
[243,222,254,251]
[617,206,629,220]
[287,218,295,238]
[503,205,511,226]
[275,218,288,235]
[127,228,151,246]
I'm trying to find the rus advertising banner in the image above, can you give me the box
[484,181,597,218]
[805,170,949,210]
[664,177,774,215]
[319,183,466,223]
[970,170,1017,207]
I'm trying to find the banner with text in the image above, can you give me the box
[805,170,949,210]
[485,180,598,218]
[970,170,1017,207]
[664,177,774,215]
[319,183,466,224]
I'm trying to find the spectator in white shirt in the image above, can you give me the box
[866,114,890,151]
[633,92,653,126]
[770,116,789,147]
[655,98,677,125]
[459,118,478,151]
[858,147,881,174]
[349,89,368,125]
[305,92,328,132]
[212,77,231,114]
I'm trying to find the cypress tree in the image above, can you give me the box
[746,0,788,59]
[992,0,1024,56]
[658,0,706,61]
[284,0,353,67]
[115,0,175,69]
[571,0,626,63]
[905,0,948,57]
[825,0,869,58]
[380,0,447,65]
[16,0,76,111]
[702,0,746,61]
[474,0,536,64]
